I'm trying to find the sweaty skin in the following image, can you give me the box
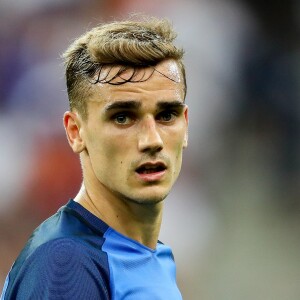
[64,59,188,249]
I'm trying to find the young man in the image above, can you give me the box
[1,16,188,299]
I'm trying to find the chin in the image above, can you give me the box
[120,190,169,206]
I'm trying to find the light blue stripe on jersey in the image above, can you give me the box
[102,227,182,300]
[1,272,10,299]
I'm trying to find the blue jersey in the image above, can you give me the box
[1,200,182,300]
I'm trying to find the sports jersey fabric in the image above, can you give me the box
[1,200,182,300]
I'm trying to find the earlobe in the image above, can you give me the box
[63,111,85,153]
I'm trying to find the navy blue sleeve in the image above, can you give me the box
[4,238,110,300]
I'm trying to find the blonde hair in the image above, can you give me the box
[63,16,186,118]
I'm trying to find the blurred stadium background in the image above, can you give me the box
[0,0,299,299]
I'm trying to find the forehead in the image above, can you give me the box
[89,59,185,105]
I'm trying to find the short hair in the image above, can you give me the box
[62,16,186,119]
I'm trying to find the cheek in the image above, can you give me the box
[175,143,184,167]
[90,140,125,185]
[165,133,185,173]
[165,125,186,153]
[96,133,133,171]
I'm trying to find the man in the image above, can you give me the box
[1,16,188,299]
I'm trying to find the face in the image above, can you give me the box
[69,59,188,205]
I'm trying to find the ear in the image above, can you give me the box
[183,105,189,148]
[63,111,86,153]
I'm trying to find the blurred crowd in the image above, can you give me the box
[0,0,299,299]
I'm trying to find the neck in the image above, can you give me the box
[74,182,163,250]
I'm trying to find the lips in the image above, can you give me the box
[136,162,166,174]
[135,162,167,182]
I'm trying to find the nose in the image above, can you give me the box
[138,116,163,154]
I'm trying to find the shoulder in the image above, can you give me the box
[24,202,107,256]
[26,237,101,269]
[5,237,110,300]
[2,202,112,299]
[24,237,109,282]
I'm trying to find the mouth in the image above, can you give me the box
[135,162,167,182]
[136,162,167,174]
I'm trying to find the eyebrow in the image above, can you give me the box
[104,100,185,113]
[104,101,141,112]
[156,101,186,111]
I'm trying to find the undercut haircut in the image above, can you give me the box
[62,16,186,119]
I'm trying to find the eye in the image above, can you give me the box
[157,111,177,123]
[113,113,133,125]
